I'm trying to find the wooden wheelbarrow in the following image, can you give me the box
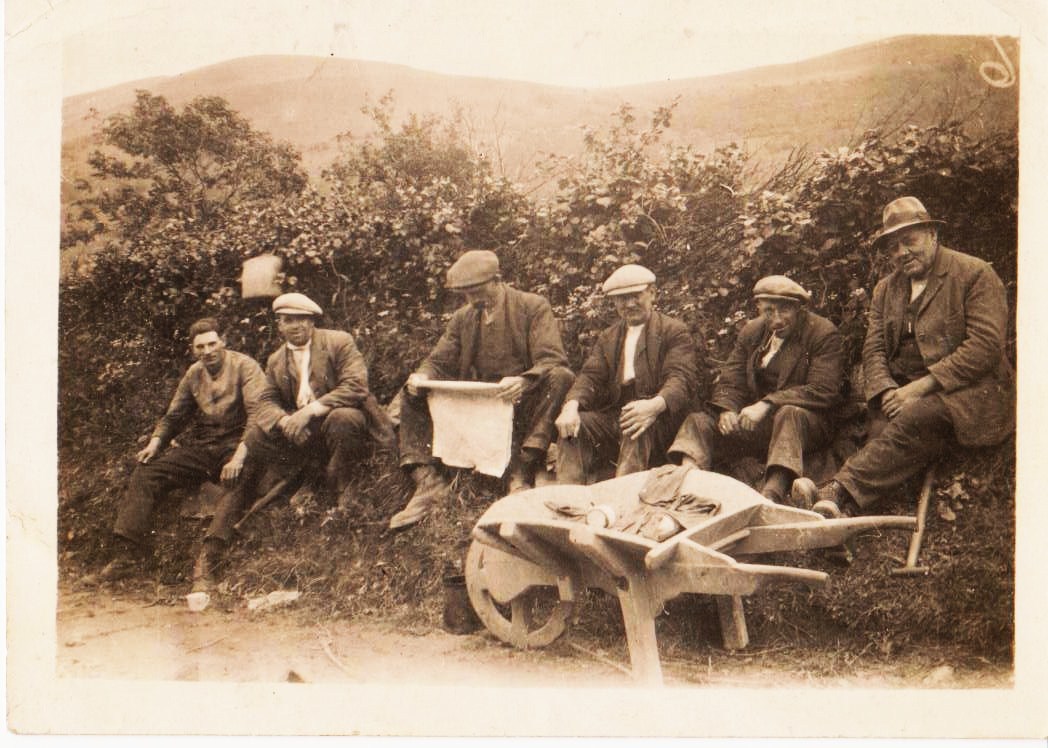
[465,468,915,686]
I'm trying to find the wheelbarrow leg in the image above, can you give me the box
[616,576,663,687]
[715,595,749,650]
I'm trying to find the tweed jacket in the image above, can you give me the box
[712,309,843,414]
[418,284,568,381]
[567,311,697,418]
[863,245,1015,446]
[256,328,370,434]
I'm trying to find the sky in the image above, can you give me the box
[42,0,1028,96]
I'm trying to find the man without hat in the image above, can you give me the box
[389,249,574,529]
[555,264,699,483]
[667,275,843,503]
[95,318,266,582]
[809,197,1014,517]
[195,292,393,584]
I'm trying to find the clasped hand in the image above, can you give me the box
[620,397,665,440]
[279,408,314,446]
[719,400,772,435]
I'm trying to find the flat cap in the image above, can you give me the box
[753,275,811,304]
[446,250,500,289]
[272,292,323,316]
[602,264,656,296]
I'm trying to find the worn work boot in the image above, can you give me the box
[507,450,541,494]
[388,465,449,530]
[95,535,147,584]
[790,477,818,510]
[191,538,226,591]
[760,467,792,504]
[812,480,860,519]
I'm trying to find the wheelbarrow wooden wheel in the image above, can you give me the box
[465,539,573,649]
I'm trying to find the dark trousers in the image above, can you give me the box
[398,366,575,470]
[556,406,686,485]
[666,405,833,478]
[837,394,953,508]
[209,407,369,542]
[113,438,238,545]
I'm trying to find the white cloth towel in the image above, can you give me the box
[424,381,514,477]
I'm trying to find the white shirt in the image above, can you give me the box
[760,334,786,369]
[287,341,315,409]
[909,278,928,302]
[622,324,645,384]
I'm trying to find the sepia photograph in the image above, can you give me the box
[7,0,1048,737]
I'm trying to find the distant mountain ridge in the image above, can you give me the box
[63,34,1018,187]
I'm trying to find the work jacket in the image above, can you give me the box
[256,328,370,434]
[418,284,568,381]
[863,245,1015,446]
[567,311,697,418]
[712,309,843,414]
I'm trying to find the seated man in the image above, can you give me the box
[389,249,574,530]
[555,264,698,483]
[667,276,843,503]
[97,317,266,582]
[811,197,1015,517]
[197,292,391,581]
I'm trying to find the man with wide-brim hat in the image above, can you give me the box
[810,196,1015,518]
[195,291,394,584]
[389,250,574,529]
[666,275,843,503]
[554,264,699,483]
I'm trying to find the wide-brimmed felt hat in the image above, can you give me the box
[273,292,322,317]
[872,196,945,247]
[446,250,500,289]
[602,264,656,296]
[752,275,811,304]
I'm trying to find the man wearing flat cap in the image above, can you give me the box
[389,249,574,529]
[667,276,843,503]
[810,197,1014,518]
[195,292,392,583]
[555,264,698,483]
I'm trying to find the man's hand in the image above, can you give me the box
[620,397,666,440]
[555,400,582,439]
[718,411,742,436]
[220,443,248,484]
[278,409,314,446]
[496,376,526,403]
[406,372,430,397]
[882,376,938,419]
[136,437,162,464]
[739,400,773,431]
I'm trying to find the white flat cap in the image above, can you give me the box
[752,275,811,304]
[447,250,500,289]
[602,264,656,296]
[272,292,323,316]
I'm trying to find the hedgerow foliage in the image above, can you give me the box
[59,92,1016,657]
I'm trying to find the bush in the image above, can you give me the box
[59,92,1017,660]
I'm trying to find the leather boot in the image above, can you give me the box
[760,467,792,503]
[192,538,225,591]
[388,465,450,530]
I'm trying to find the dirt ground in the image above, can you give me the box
[56,584,1013,689]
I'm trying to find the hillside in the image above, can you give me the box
[62,34,1018,190]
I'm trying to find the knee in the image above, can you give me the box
[323,407,368,439]
[680,411,717,437]
[773,405,811,425]
[543,366,575,392]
